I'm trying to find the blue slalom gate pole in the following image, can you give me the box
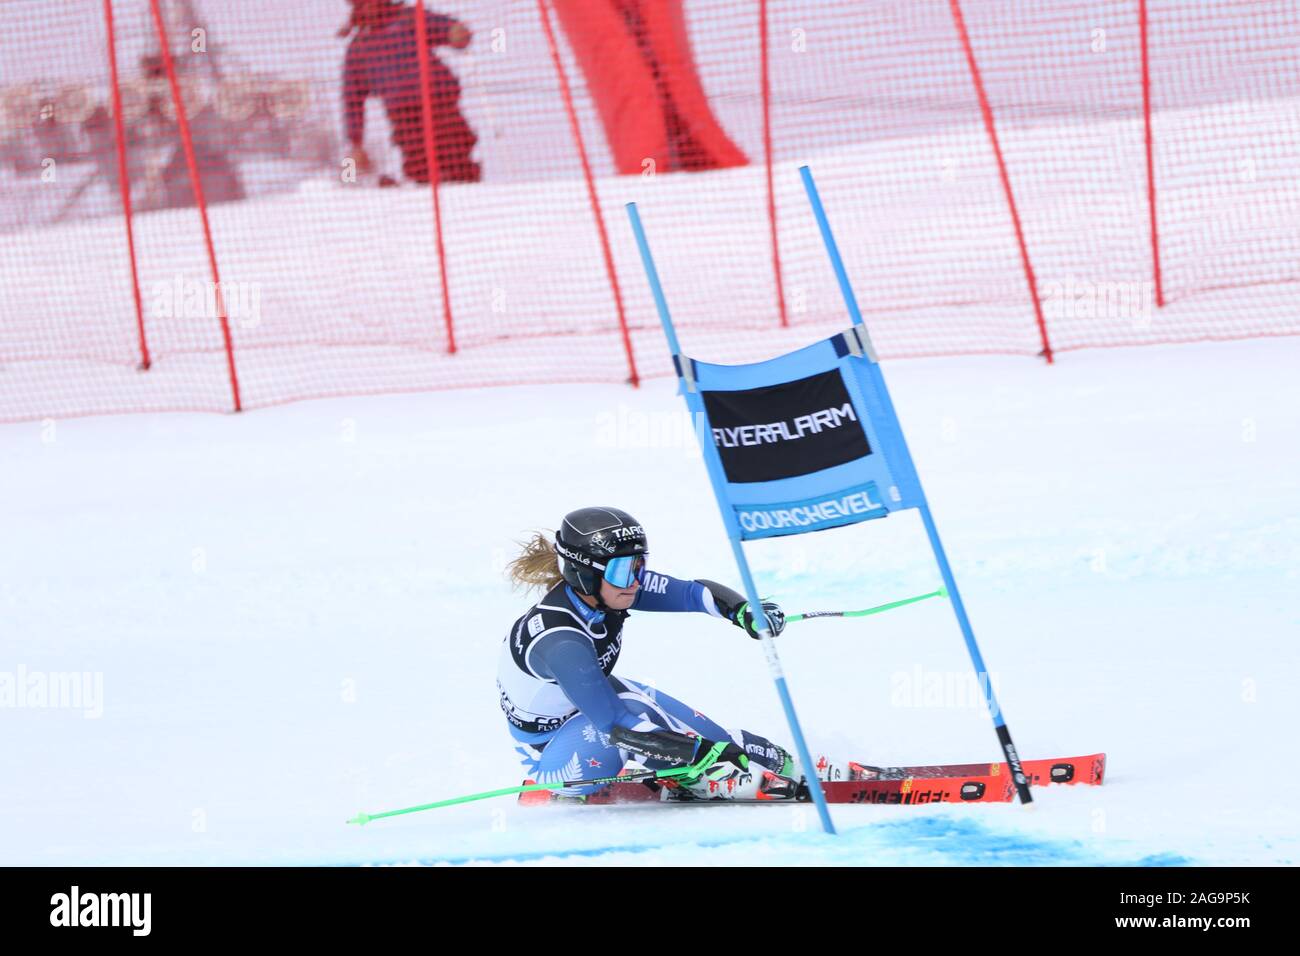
[626,201,837,834]
[799,166,1032,804]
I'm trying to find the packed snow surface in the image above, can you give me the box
[3,335,1297,865]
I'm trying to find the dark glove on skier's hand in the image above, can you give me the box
[695,581,785,639]
[733,599,786,639]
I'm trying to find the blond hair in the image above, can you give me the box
[505,530,564,592]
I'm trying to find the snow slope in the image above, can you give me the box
[2,334,1297,865]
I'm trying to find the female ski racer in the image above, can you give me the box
[499,505,799,800]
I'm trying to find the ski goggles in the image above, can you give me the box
[600,553,647,588]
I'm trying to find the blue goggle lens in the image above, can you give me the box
[603,554,646,588]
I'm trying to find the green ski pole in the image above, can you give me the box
[348,754,719,825]
[786,587,947,623]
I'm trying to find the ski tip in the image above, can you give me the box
[347,812,370,826]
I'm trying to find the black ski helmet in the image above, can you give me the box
[554,506,648,596]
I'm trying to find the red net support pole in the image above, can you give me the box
[1139,0,1165,309]
[411,1,457,354]
[147,0,242,411]
[536,0,640,387]
[103,0,150,372]
[948,0,1054,364]
[759,0,788,329]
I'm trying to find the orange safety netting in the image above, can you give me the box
[1,0,1298,421]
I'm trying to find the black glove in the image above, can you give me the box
[733,599,786,639]
[695,580,786,640]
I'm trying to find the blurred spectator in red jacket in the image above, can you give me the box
[341,0,480,184]
[549,0,747,175]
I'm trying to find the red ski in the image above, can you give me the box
[816,752,1106,805]
[520,752,1105,805]
[839,752,1106,785]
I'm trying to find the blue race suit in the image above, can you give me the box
[496,570,788,794]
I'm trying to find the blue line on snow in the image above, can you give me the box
[358,815,1191,867]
